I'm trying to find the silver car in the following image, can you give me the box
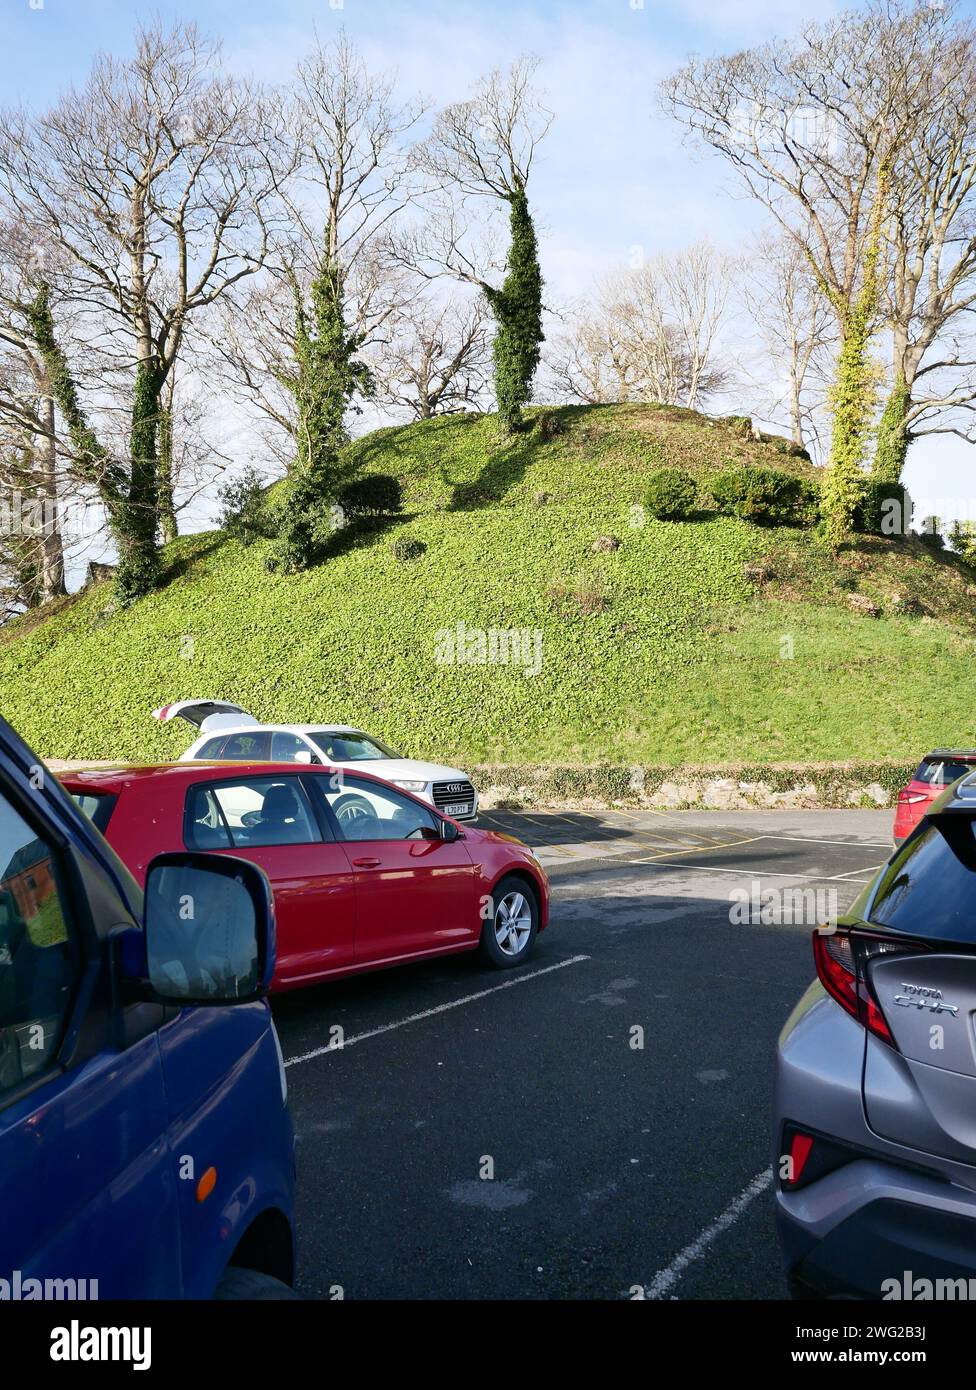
[775,774,976,1299]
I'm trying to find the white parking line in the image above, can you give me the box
[641,1167,773,1299]
[627,858,882,883]
[762,834,892,850]
[284,954,591,1068]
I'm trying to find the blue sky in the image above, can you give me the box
[4,0,976,518]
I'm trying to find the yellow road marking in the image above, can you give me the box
[628,834,764,864]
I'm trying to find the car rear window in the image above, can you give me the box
[870,815,976,942]
[914,757,974,786]
[69,791,118,834]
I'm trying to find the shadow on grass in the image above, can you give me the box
[445,409,578,511]
[317,511,417,563]
[159,535,228,585]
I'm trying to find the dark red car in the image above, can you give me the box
[893,748,976,845]
[60,762,549,992]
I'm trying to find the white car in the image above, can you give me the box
[151,700,480,821]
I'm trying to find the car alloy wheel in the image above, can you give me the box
[332,794,374,828]
[494,890,533,957]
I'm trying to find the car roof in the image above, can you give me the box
[58,760,394,793]
[195,724,365,737]
[921,749,976,760]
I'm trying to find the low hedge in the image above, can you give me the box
[710,466,820,528]
[473,761,916,810]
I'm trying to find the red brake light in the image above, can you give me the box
[788,1132,814,1186]
[812,930,908,1045]
[897,789,928,805]
[813,931,858,1018]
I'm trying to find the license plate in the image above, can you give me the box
[444,802,469,817]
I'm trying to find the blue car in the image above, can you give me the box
[0,714,296,1299]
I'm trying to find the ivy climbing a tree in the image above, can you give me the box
[409,57,552,433]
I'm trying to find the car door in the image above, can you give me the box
[184,774,356,984]
[0,775,181,1298]
[309,773,479,964]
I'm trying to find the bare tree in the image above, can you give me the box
[0,19,284,601]
[402,57,551,429]
[547,244,735,410]
[273,33,423,456]
[0,223,74,601]
[741,233,834,455]
[661,0,951,538]
[369,294,492,420]
[875,9,976,475]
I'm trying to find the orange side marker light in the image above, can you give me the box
[196,1166,217,1203]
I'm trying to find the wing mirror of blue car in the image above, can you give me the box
[134,851,276,1006]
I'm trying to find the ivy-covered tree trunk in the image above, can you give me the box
[26,284,157,606]
[821,161,890,549]
[484,184,544,433]
[871,373,911,484]
[269,257,370,574]
[157,381,178,544]
[35,392,66,600]
[113,358,164,605]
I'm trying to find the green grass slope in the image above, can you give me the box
[3,401,976,766]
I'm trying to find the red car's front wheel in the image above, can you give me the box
[480,876,538,969]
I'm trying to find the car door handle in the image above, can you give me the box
[351,856,381,867]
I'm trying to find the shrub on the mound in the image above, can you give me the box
[918,517,945,550]
[216,466,273,546]
[644,467,698,520]
[390,536,426,561]
[710,466,819,528]
[949,521,976,565]
[336,473,403,519]
[854,479,912,537]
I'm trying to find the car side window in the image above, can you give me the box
[197,736,227,759]
[0,792,80,1098]
[270,732,313,762]
[184,785,234,850]
[221,732,271,761]
[187,777,320,849]
[313,776,439,842]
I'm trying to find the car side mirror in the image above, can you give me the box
[293,750,313,764]
[142,851,276,1005]
[440,819,462,843]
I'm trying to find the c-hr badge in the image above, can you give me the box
[893,983,959,1016]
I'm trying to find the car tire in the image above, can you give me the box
[214,1267,301,1300]
[479,875,538,969]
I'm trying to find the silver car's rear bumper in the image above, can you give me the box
[775,980,976,1298]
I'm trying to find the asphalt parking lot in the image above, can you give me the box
[271,807,891,1300]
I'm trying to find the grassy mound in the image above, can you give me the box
[3,402,975,766]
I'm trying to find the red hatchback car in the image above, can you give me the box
[893,748,976,845]
[60,761,549,992]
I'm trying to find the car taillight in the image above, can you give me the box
[787,1131,814,1185]
[897,789,927,805]
[779,1124,863,1191]
[812,930,927,1047]
[813,930,859,1018]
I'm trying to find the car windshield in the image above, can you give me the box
[870,815,976,942]
[914,757,975,786]
[307,730,400,762]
